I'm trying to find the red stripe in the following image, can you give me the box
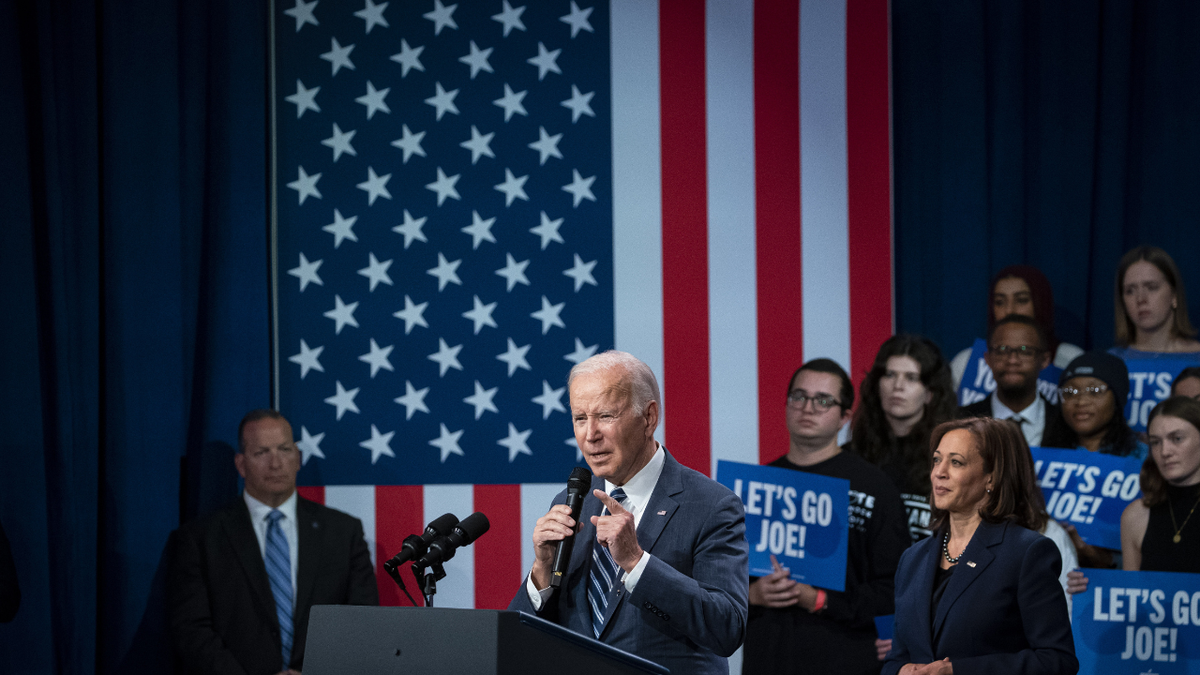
[473,484,521,609]
[296,486,324,503]
[754,0,803,465]
[659,0,711,474]
[846,0,894,389]
[375,485,426,607]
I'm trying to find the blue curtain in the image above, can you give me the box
[0,1,268,673]
[893,0,1200,355]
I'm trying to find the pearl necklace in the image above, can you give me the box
[942,531,963,564]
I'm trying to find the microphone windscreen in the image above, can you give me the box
[566,466,592,492]
[455,512,490,544]
[426,512,459,535]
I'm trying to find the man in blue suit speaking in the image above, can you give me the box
[509,351,749,674]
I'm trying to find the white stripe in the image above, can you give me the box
[424,484,475,609]
[520,483,565,582]
[706,0,759,478]
[610,0,666,443]
[324,485,376,569]
[799,0,851,372]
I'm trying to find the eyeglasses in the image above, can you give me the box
[987,344,1043,360]
[1059,384,1109,401]
[787,390,842,412]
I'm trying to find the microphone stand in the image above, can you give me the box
[412,560,446,607]
[383,560,420,607]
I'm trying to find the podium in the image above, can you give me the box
[303,606,670,675]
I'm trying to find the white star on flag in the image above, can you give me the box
[531,295,566,334]
[285,80,320,117]
[425,167,461,206]
[532,380,567,419]
[289,339,325,378]
[297,426,325,465]
[427,338,464,377]
[358,338,394,377]
[527,42,562,80]
[391,125,426,163]
[496,338,532,376]
[393,295,428,333]
[425,82,460,121]
[324,295,359,334]
[390,39,424,77]
[357,252,393,291]
[321,123,357,161]
[360,425,396,464]
[564,337,598,364]
[357,167,392,205]
[493,83,528,122]
[283,0,319,32]
[495,168,529,206]
[563,169,596,207]
[287,166,321,204]
[495,253,530,291]
[426,252,462,291]
[498,423,533,462]
[323,209,358,248]
[530,211,564,249]
[461,211,497,249]
[492,1,526,37]
[354,0,389,33]
[529,126,563,165]
[464,380,500,419]
[563,253,598,291]
[320,37,355,75]
[459,41,494,79]
[356,81,390,119]
[429,423,465,462]
[287,252,323,291]
[324,381,360,420]
[560,2,594,38]
[392,210,428,247]
[462,295,499,334]
[561,85,595,123]
[460,126,495,164]
[394,380,430,420]
[423,0,458,36]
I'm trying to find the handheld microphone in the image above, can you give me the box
[550,466,593,588]
[383,513,459,572]
[416,512,491,567]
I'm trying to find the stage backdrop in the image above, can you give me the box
[269,0,893,620]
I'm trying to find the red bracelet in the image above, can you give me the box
[811,589,826,613]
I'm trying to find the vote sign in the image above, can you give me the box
[716,460,849,591]
[1031,446,1143,550]
[1073,568,1200,674]
[958,338,1064,406]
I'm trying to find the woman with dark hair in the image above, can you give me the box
[851,334,957,542]
[1109,246,1200,358]
[882,418,1077,675]
[950,265,1083,389]
[1055,352,1148,461]
[1172,366,1200,400]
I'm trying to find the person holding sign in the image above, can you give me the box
[744,359,910,675]
[949,265,1083,390]
[850,334,958,543]
[959,315,1074,449]
[883,417,1078,675]
[1108,246,1200,360]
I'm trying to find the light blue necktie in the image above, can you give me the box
[587,488,627,637]
[265,509,293,670]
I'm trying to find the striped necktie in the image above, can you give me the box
[265,509,294,670]
[587,488,627,637]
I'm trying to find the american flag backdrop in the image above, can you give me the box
[270,0,894,642]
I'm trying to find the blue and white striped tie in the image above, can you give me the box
[587,488,627,637]
[265,509,293,670]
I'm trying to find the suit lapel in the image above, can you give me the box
[637,454,681,555]
[932,521,1003,640]
[907,535,939,655]
[221,499,276,627]
[294,497,323,622]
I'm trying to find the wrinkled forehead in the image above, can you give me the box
[569,369,633,410]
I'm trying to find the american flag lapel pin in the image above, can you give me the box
[966,561,976,567]
[657,510,667,516]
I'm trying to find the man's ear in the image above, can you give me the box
[643,399,660,437]
[234,452,247,479]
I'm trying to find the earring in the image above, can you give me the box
[986,488,992,493]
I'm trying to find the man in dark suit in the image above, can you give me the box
[509,351,748,675]
[169,410,377,675]
[959,315,1072,448]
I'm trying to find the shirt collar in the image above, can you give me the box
[244,489,298,525]
[990,393,1045,426]
[603,443,666,510]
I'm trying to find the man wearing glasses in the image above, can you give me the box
[959,314,1073,448]
[742,359,910,675]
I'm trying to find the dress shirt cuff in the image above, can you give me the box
[526,572,553,611]
[620,551,651,592]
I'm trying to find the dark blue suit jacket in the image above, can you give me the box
[883,519,1077,675]
[509,450,749,675]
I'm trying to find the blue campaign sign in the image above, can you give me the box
[1073,569,1200,674]
[1031,447,1143,550]
[1120,358,1197,433]
[716,460,850,592]
[958,338,1064,407]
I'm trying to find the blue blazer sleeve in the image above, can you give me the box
[883,521,1077,675]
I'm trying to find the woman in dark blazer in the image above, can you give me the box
[883,417,1078,675]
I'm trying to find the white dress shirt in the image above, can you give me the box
[990,393,1047,448]
[527,444,667,609]
[244,490,299,596]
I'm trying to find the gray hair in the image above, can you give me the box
[568,350,661,417]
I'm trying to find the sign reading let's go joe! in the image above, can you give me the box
[1121,358,1196,433]
[958,338,1064,406]
[1030,447,1144,550]
[1073,569,1200,674]
[716,461,849,592]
